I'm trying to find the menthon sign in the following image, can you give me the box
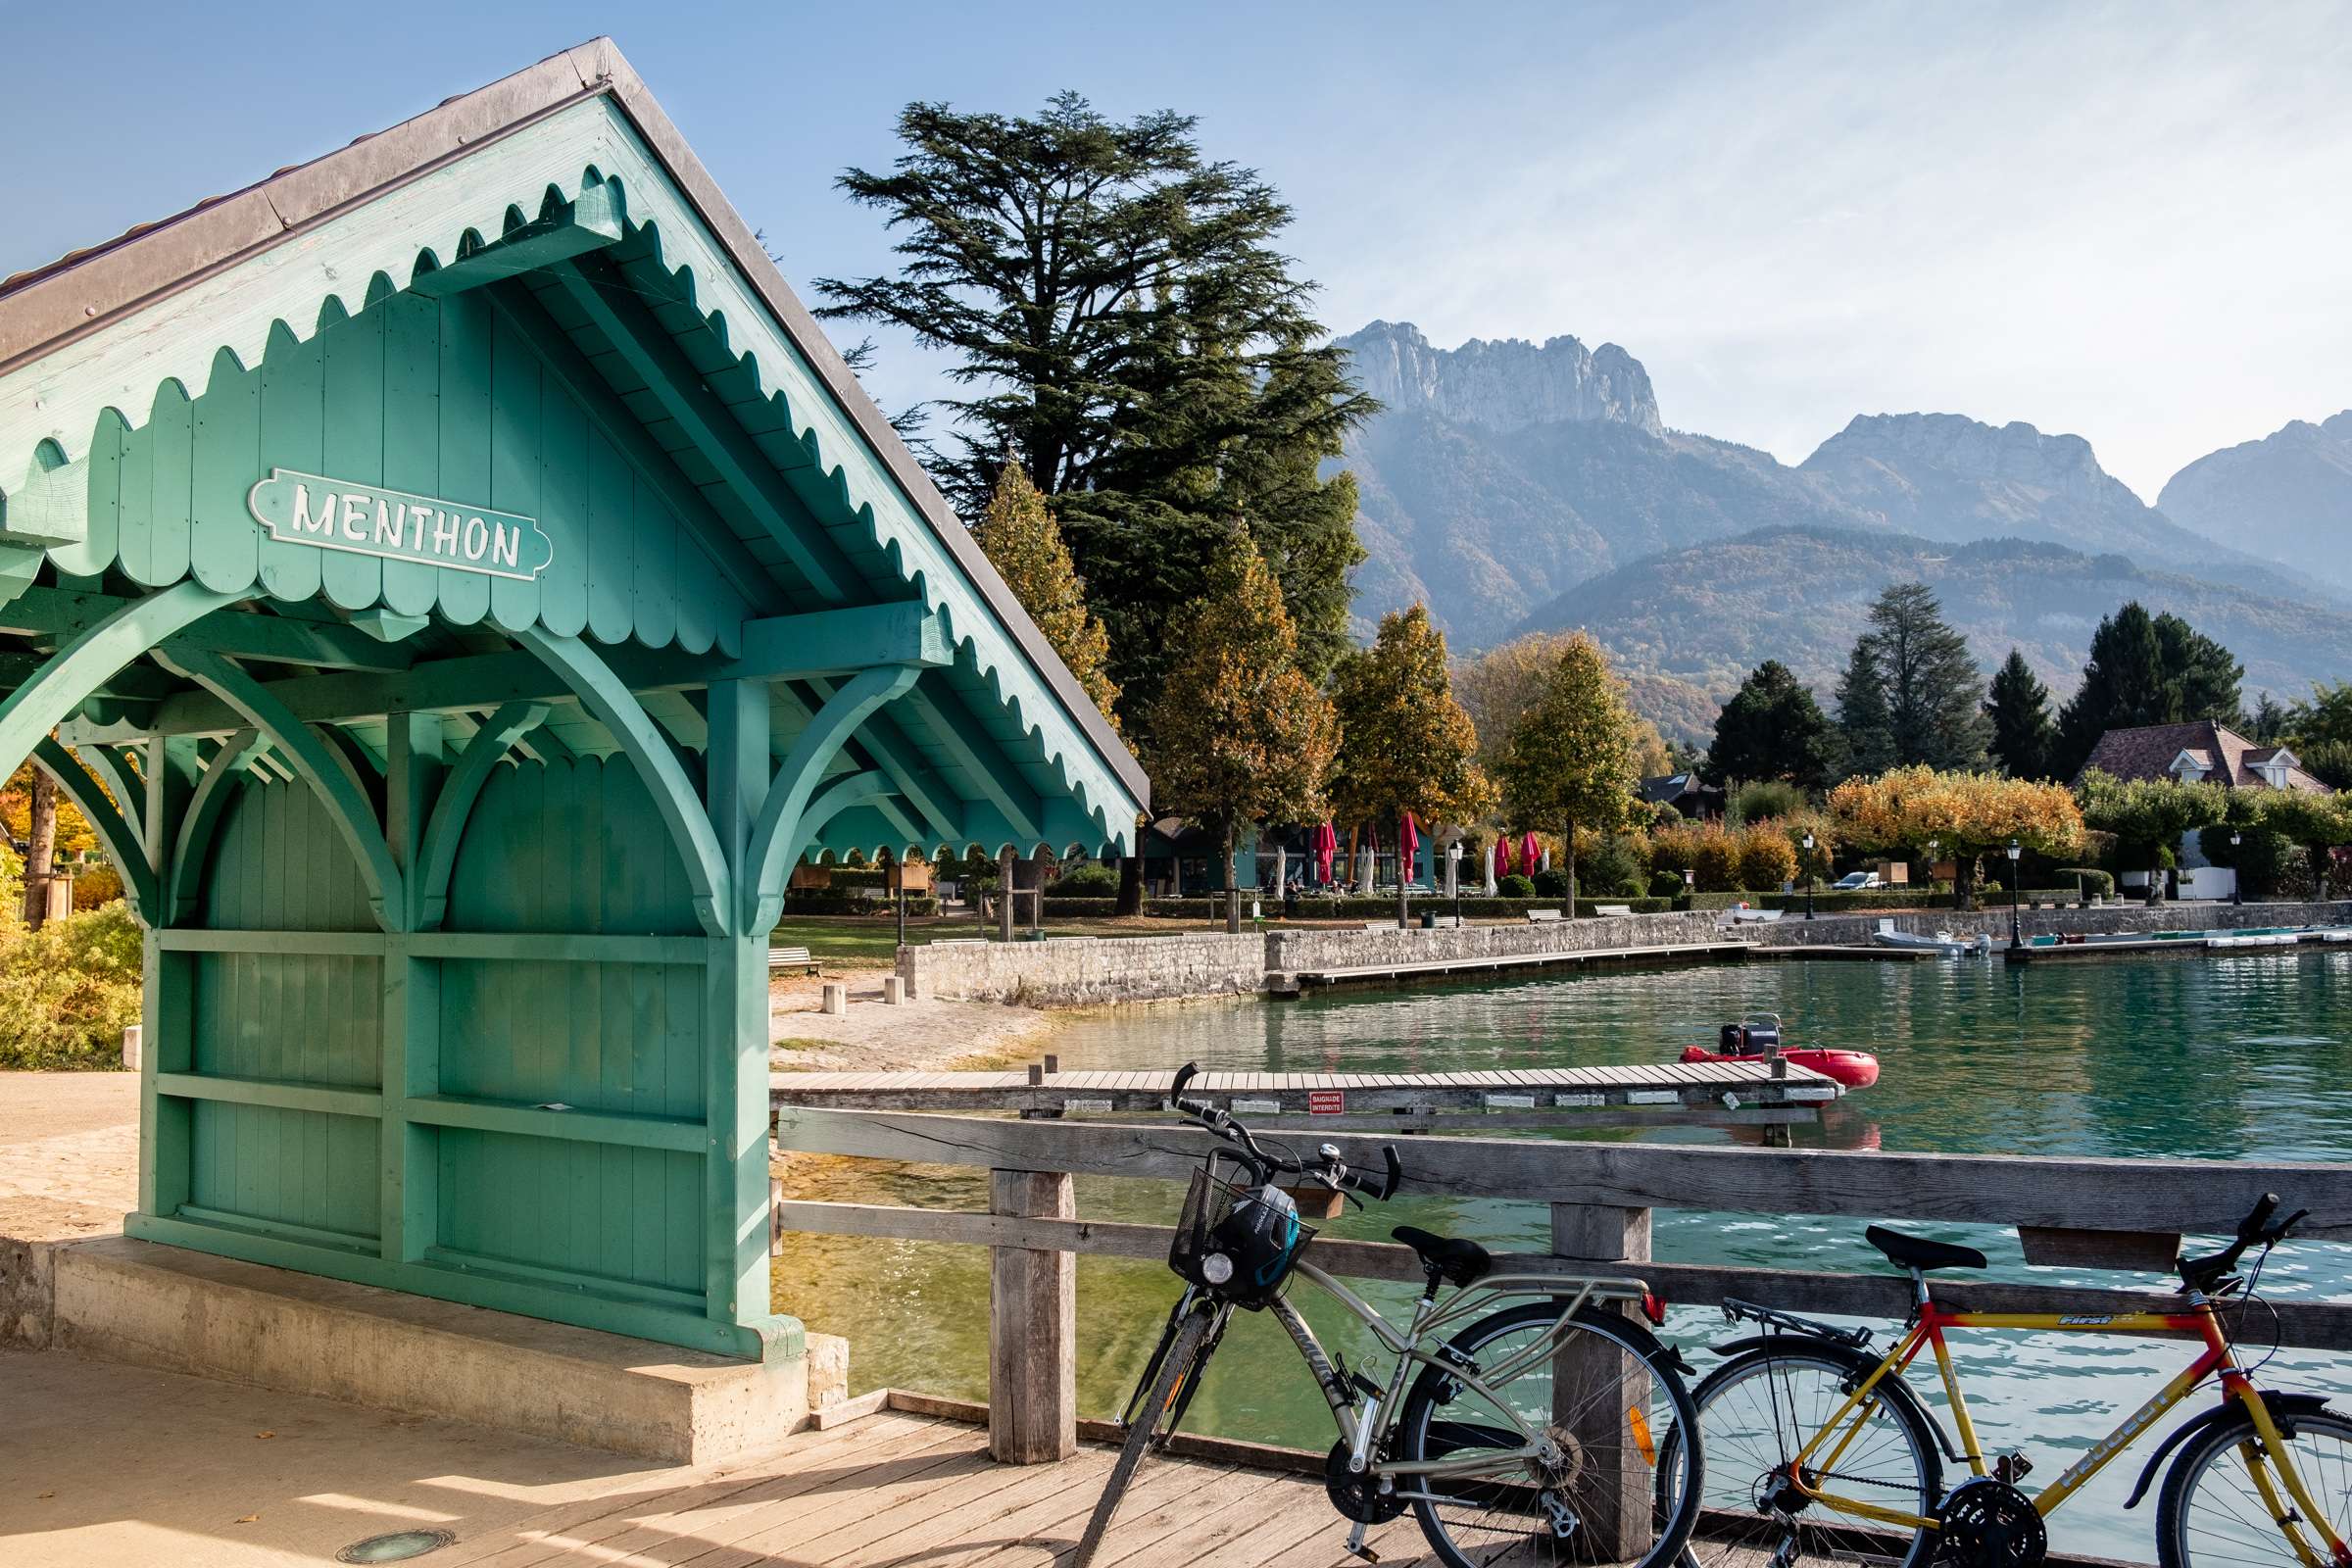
[246,468,554,581]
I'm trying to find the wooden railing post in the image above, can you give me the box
[1552,1200,1655,1560]
[990,1166,1076,1462]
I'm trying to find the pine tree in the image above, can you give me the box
[2153,612,2243,724]
[1863,583,1990,769]
[1984,649,2057,779]
[1494,634,1642,910]
[972,463,1121,730]
[2053,603,2243,777]
[1835,641,1895,779]
[1706,660,1836,789]
[1328,606,1498,926]
[1148,532,1341,932]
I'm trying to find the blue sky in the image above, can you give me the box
[5,0,2346,500]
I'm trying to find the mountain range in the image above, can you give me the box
[1331,321,2349,738]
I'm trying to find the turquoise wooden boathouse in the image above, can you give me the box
[0,41,1148,1360]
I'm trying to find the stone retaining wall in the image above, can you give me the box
[897,901,2352,1005]
[1743,899,2352,948]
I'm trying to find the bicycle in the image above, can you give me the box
[1072,1062,1706,1568]
[1656,1194,2351,1568]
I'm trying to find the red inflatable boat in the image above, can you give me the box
[1680,1016,1880,1089]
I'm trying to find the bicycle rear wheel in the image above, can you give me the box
[1397,1300,1703,1568]
[1071,1300,1219,1568]
[2157,1404,2352,1568]
[1661,1343,1940,1568]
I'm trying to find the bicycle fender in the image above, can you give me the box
[1708,1336,1955,1462]
[2121,1391,2334,1509]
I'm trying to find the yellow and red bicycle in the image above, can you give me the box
[1660,1195,2350,1568]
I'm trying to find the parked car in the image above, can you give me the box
[1831,870,1882,890]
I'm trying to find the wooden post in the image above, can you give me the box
[998,846,1016,942]
[990,1168,1076,1462]
[1551,1201,1655,1560]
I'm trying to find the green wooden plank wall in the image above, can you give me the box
[52,290,751,656]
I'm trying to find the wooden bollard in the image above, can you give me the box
[1551,1201,1656,1562]
[1027,1063,1044,1086]
[1044,1054,1058,1075]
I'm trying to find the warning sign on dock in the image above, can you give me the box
[1307,1091,1346,1115]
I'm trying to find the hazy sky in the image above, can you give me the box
[5,0,2345,501]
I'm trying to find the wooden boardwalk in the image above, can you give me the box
[768,1059,1841,1118]
[437,1408,1439,1568]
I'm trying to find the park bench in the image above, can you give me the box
[1593,904,1634,916]
[767,946,819,974]
[1525,908,1564,922]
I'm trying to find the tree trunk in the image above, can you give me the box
[1953,853,1977,912]
[1224,820,1241,934]
[23,766,57,929]
[1564,820,1579,914]
[2148,853,2165,906]
[1115,855,1144,916]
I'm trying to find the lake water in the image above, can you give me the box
[773,948,2352,1558]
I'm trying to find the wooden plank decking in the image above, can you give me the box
[768,1059,1840,1118]
[436,1407,1441,1568]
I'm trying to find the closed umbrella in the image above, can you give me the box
[1521,832,1542,877]
[1315,821,1337,885]
[1399,811,1420,889]
[1494,836,1512,879]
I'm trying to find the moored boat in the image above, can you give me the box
[1679,1015,1881,1089]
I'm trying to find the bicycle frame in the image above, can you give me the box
[1779,1285,2351,1566]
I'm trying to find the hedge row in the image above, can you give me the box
[782,894,940,917]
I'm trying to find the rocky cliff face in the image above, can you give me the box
[2159,412,2352,594]
[1338,320,1664,437]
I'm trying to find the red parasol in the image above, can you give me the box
[1494,836,1512,878]
[1314,821,1337,885]
[1399,811,1420,886]
[1521,832,1542,875]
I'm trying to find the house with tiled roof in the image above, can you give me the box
[2077,719,2330,795]
[2076,719,2328,898]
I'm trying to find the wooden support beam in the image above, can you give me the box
[113,611,950,738]
[989,1169,1076,1464]
[905,679,1042,844]
[0,586,415,672]
[741,602,950,675]
[1552,1201,1654,1561]
[412,700,546,929]
[550,255,861,604]
[741,663,920,931]
[408,179,624,299]
[797,676,962,844]
[482,280,784,617]
[0,581,235,782]
[382,710,443,1261]
[0,652,177,703]
[32,738,157,917]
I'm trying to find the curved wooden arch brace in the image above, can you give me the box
[793,770,896,864]
[514,628,733,937]
[166,730,270,925]
[72,744,147,854]
[411,700,551,930]
[742,665,921,932]
[0,582,237,784]
[31,739,159,919]
[154,646,405,932]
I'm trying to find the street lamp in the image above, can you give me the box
[1801,830,1816,920]
[2006,838,2024,950]
[1449,842,1464,925]
[2230,830,2243,906]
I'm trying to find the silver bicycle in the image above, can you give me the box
[1072,1064,1704,1568]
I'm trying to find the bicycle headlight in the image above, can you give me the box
[1201,1252,1235,1285]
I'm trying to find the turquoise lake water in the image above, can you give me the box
[774,948,2352,1559]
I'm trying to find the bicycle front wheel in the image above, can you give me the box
[1071,1300,1219,1568]
[1663,1342,1940,1568]
[1397,1300,1703,1568]
[2157,1403,2352,1568]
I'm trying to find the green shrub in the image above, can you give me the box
[1729,780,1805,825]
[2052,866,2116,899]
[1049,862,1120,896]
[1530,867,1571,899]
[0,899,143,1069]
[1497,873,1538,899]
[1690,830,1740,892]
[1648,869,1686,898]
[1736,828,1798,891]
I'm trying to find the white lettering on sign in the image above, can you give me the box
[1306,1090,1346,1115]
[247,467,553,581]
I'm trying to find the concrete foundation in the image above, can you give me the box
[45,1236,844,1465]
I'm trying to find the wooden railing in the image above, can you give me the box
[768,1101,2352,1469]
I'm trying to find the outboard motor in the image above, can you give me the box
[1744,1017,1783,1054]
[1719,1022,1748,1054]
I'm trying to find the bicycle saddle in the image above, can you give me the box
[1866,1224,1987,1273]
[1393,1225,1492,1287]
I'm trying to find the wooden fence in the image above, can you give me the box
[767,1102,2352,1470]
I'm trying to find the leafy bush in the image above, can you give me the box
[1497,873,1538,899]
[1690,828,1740,893]
[1530,867,1571,899]
[0,897,143,1069]
[70,863,123,909]
[1729,780,1805,825]
[1648,801,1685,828]
[2051,867,2116,899]
[1648,869,1686,898]
[1049,861,1120,896]
[1736,828,1798,891]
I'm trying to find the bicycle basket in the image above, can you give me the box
[1169,1153,1316,1305]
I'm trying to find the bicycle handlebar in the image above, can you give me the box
[1164,1061,1403,1200]
[2180,1191,2307,1291]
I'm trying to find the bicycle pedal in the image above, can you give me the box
[1345,1546,1381,1565]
